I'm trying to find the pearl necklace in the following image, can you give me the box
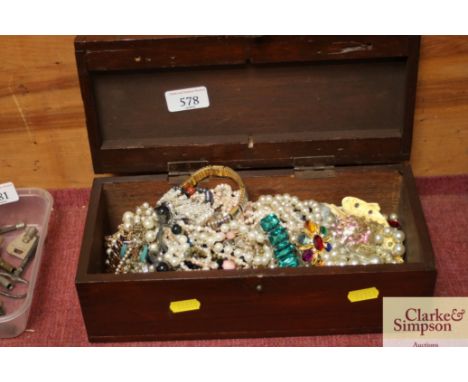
[105,184,406,274]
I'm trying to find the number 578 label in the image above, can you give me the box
[165,86,210,113]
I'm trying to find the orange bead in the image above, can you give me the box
[305,220,318,233]
[184,186,196,197]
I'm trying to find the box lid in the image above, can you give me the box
[75,35,420,174]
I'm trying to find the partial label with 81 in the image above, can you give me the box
[165,86,210,113]
[0,182,19,205]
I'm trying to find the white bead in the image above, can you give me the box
[199,233,208,242]
[224,245,233,254]
[216,232,225,242]
[220,224,230,233]
[206,236,216,247]
[133,215,141,225]
[169,257,180,267]
[149,243,158,253]
[369,256,382,264]
[144,230,157,242]
[321,253,331,261]
[243,252,253,262]
[135,207,143,215]
[229,221,239,230]
[122,211,134,223]
[142,202,150,209]
[374,234,384,244]
[253,256,262,266]
[389,213,399,221]
[143,219,155,230]
[383,227,392,235]
[256,233,265,243]
[262,256,270,266]
[265,195,273,203]
[214,243,224,253]
[239,225,248,234]
[394,230,405,242]
[145,209,153,216]
[393,243,405,256]
[177,235,188,244]
[123,222,133,232]
[247,231,256,241]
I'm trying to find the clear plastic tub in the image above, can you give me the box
[0,188,53,338]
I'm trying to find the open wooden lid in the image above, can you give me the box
[75,35,420,174]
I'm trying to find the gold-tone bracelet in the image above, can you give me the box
[181,165,248,228]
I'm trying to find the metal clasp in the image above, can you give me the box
[293,156,336,179]
[167,160,209,184]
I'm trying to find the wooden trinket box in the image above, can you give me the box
[75,36,436,342]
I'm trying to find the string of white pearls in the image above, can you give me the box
[107,181,407,273]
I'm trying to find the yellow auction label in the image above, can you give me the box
[347,287,379,303]
[169,299,201,313]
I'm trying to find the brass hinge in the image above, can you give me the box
[167,160,208,184]
[293,156,336,179]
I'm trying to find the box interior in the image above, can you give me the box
[85,165,427,275]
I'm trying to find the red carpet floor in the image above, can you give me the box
[1,175,467,346]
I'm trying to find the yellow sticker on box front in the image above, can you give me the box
[347,287,379,303]
[170,299,201,313]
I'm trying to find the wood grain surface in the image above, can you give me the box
[0,36,467,189]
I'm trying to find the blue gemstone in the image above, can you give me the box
[120,243,128,258]
[269,226,287,237]
[269,231,289,246]
[279,257,299,268]
[260,214,280,232]
[297,233,312,245]
[276,241,291,251]
[325,242,332,252]
[275,245,296,260]
[139,245,149,262]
